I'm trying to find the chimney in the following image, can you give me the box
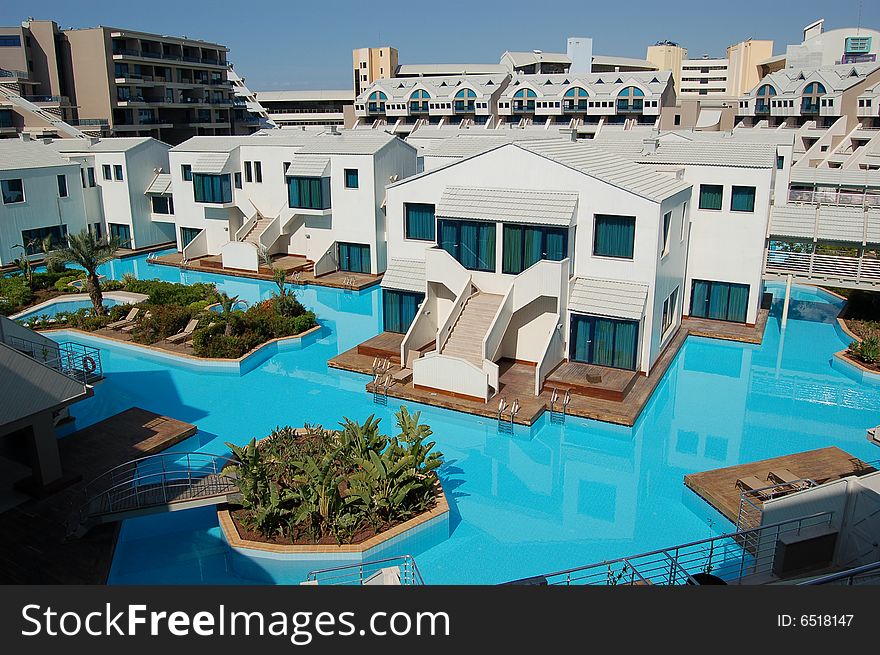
[19,132,31,142]
[88,136,100,146]
[642,137,660,155]
[329,125,340,135]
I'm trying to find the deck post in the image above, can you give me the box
[781,274,793,329]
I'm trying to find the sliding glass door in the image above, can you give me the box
[501,224,568,274]
[382,290,425,334]
[338,242,371,273]
[569,314,639,371]
[437,219,495,272]
[689,279,749,323]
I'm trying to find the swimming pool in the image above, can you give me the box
[15,296,121,322]
[52,252,880,584]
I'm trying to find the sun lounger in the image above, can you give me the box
[165,318,199,344]
[768,469,811,489]
[107,307,140,330]
[120,311,150,333]
[735,476,780,500]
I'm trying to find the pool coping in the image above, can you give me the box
[217,481,449,554]
[832,318,880,382]
[10,291,150,320]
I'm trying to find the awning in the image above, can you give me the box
[286,156,330,177]
[145,173,172,195]
[568,277,648,321]
[769,205,880,244]
[191,152,230,174]
[380,259,426,294]
[436,186,577,226]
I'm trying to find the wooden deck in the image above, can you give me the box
[152,252,381,291]
[0,408,197,584]
[684,447,876,524]
[356,332,405,365]
[545,361,638,401]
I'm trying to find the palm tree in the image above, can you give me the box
[272,267,288,298]
[40,234,64,274]
[47,230,120,316]
[218,292,239,336]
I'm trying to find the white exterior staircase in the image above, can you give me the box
[440,292,504,366]
[240,213,274,246]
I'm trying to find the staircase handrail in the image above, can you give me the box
[436,277,472,351]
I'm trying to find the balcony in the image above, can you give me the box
[112,48,227,67]
[616,100,644,113]
[801,100,820,114]
[765,247,880,286]
[755,102,770,115]
[563,101,588,113]
[512,101,535,113]
[23,95,69,105]
[454,101,475,113]
[788,189,880,208]
[68,118,109,127]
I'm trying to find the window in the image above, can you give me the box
[151,196,174,214]
[502,224,568,274]
[690,279,749,323]
[244,161,253,183]
[57,174,68,198]
[617,86,645,112]
[405,203,435,240]
[777,155,785,170]
[699,184,723,210]
[192,173,232,204]
[254,161,262,183]
[234,172,242,188]
[180,227,201,248]
[337,242,370,273]
[114,165,124,181]
[283,162,290,180]
[563,87,589,112]
[288,176,331,210]
[730,186,756,212]
[87,167,96,187]
[454,88,477,112]
[410,89,431,113]
[593,214,635,259]
[102,164,112,181]
[344,168,359,189]
[569,314,639,371]
[661,287,678,334]
[674,114,681,126]
[108,223,132,247]
[437,219,496,272]
[1,178,24,204]
[80,169,86,189]
[181,164,192,182]
[0,35,22,47]
[661,211,672,256]
[21,225,67,253]
[680,202,688,241]
[383,289,425,333]
[512,88,536,112]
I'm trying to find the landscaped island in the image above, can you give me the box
[838,289,880,373]
[222,408,444,546]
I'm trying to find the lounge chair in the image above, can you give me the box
[165,318,199,344]
[107,307,140,330]
[768,469,811,490]
[120,311,150,333]
[735,475,779,500]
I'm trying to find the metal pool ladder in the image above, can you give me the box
[497,398,519,433]
[371,357,393,405]
[549,388,571,425]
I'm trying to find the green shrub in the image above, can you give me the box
[122,278,219,306]
[850,336,880,365]
[31,268,74,291]
[129,304,194,344]
[103,280,124,292]
[0,276,33,315]
[54,274,86,292]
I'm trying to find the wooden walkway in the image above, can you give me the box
[0,408,197,584]
[684,447,876,524]
[545,361,638,401]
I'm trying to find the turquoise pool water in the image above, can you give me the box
[16,297,121,322]
[51,252,880,584]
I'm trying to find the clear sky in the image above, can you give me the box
[2,0,879,91]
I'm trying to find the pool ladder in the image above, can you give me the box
[497,398,520,434]
[372,357,392,405]
[291,271,303,285]
[549,388,571,425]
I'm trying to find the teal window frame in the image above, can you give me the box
[593,214,635,259]
[114,164,124,181]
[689,279,749,323]
[382,289,425,334]
[404,203,435,241]
[181,164,192,182]
[192,173,232,204]
[1,178,24,204]
[437,218,496,272]
[102,164,112,181]
[569,313,640,371]
[338,242,370,273]
[699,184,723,210]
[180,227,201,248]
[730,186,756,212]
[502,223,568,274]
[287,176,331,210]
[21,225,67,254]
[344,168,359,189]
[108,223,132,247]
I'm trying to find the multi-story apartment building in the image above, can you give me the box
[786,19,880,68]
[256,90,354,128]
[352,46,398,96]
[0,136,88,266]
[167,130,417,274]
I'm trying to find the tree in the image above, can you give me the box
[47,230,120,316]
[272,267,289,298]
[11,240,38,290]
[41,234,65,274]
[217,291,240,336]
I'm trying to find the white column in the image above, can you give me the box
[781,274,793,329]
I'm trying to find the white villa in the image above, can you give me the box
[168,129,418,274]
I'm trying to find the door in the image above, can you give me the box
[569,314,639,371]
[338,242,371,274]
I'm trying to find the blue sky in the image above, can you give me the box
[3,1,879,90]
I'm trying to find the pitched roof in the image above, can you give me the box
[48,136,158,153]
[191,152,230,174]
[0,139,75,171]
[381,258,426,293]
[286,155,330,177]
[145,173,172,195]
[641,141,777,168]
[437,186,578,226]
[747,62,880,97]
[294,131,404,155]
[568,277,649,320]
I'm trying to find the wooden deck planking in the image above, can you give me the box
[0,408,197,584]
[684,447,876,524]
[545,361,639,401]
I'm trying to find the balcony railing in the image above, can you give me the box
[765,248,880,284]
[68,118,109,126]
[512,101,535,113]
[23,95,68,104]
[788,189,880,208]
[563,101,589,112]
[6,335,103,386]
[112,49,226,66]
[0,69,30,79]
[755,102,771,114]
[617,100,644,112]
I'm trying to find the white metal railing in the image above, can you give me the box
[765,248,880,283]
[182,228,208,261]
[787,189,880,208]
[436,281,472,352]
[799,560,880,586]
[307,556,425,585]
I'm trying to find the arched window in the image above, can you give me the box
[409,89,430,113]
[563,86,589,112]
[454,88,477,112]
[755,84,776,113]
[617,86,645,112]
[801,82,826,114]
[513,88,536,112]
[367,90,387,113]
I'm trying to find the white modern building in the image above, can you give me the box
[0,136,88,266]
[168,129,417,274]
[381,139,692,401]
[255,90,353,128]
[48,136,175,249]
[786,19,880,68]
